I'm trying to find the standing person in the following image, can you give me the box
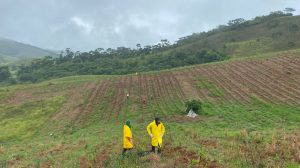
[147,117,165,154]
[123,120,133,154]
[143,96,148,105]
[150,95,153,100]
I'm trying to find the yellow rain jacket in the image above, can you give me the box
[147,121,165,147]
[123,125,133,149]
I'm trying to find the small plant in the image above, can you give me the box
[266,20,279,29]
[288,24,299,32]
[185,99,202,114]
[287,41,295,48]
[190,159,199,166]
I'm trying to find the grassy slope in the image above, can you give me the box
[0,38,56,59]
[0,54,17,65]
[0,50,300,167]
[0,38,58,68]
[133,15,300,64]
[184,15,300,56]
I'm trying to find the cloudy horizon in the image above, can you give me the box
[0,0,299,51]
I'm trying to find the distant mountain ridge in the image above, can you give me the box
[0,38,57,63]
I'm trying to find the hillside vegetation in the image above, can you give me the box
[15,12,300,83]
[1,11,300,168]
[0,50,300,167]
[175,14,300,57]
[0,38,57,65]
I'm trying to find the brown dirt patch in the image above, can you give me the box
[175,75,199,99]
[162,143,223,168]
[5,89,34,105]
[79,143,117,168]
[93,149,109,168]
[169,53,300,105]
[197,139,218,149]
[40,161,52,168]
[229,132,300,167]
[4,84,71,105]
[0,146,4,154]
[165,115,206,123]
[39,144,70,157]
[264,134,300,163]
[79,156,91,168]
[6,155,22,168]
[51,82,97,122]
[183,130,218,149]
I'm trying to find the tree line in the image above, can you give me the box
[17,48,227,82]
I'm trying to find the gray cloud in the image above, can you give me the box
[0,0,299,51]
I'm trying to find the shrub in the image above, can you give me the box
[18,73,38,83]
[287,41,295,48]
[266,20,279,29]
[271,31,283,38]
[185,99,202,114]
[0,66,11,82]
[289,24,299,32]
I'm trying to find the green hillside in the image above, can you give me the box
[1,11,300,168]
[174,15,300,57]
[0,38,57,64]
[0,54,17,65]
[0,50,300,167]
[15,13,300,83]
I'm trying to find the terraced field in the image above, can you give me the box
[1,52,300,167]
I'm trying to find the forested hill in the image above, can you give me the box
[15,11,300,82]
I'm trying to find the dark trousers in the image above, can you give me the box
[151,145,161,153]
[122,148,132,154]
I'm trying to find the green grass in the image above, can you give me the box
[0,54,17,66]
[0,96,65,142]
[1,54,300,167]
[0,85,299,167]
[1,15,300,168]
[195,77,224,98]
[225,37,274,57]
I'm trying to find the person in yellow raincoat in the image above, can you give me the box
[123,120,133,154]
[147,117,165,154]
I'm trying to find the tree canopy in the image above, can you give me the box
[0,66,11,82]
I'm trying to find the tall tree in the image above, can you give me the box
[284,8,296,14]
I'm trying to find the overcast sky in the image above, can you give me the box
[0,0,299,51]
